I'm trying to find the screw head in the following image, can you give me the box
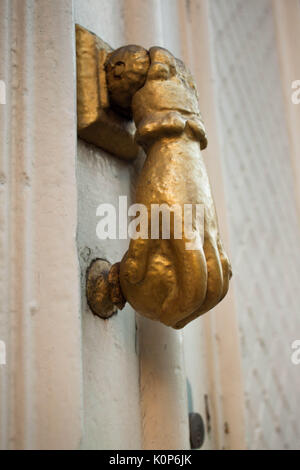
[189,412,205,449]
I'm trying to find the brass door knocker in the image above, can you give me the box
[77,25,232,329]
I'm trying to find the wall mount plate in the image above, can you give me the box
[76,24,139,160]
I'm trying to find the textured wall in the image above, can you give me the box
[208,0,300,450]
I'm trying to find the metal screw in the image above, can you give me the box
[189,412,205,449]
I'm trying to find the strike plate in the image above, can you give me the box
[76,24,139,160]
[86,258,126,319]
[86,259,117,319]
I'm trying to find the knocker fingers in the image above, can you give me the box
[159,237,207,327]
[174,234,224,329]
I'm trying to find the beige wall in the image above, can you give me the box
[208,0,300,450]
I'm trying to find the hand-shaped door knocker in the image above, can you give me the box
[77,26,232,329]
